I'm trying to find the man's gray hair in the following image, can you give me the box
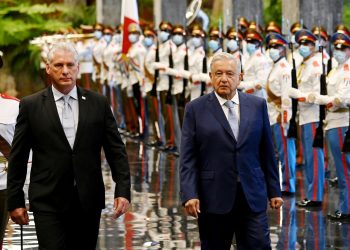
[47,42,79,64]
[210,52,241,73]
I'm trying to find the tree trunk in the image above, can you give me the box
[160,0,187,26]
[232,0,264,26]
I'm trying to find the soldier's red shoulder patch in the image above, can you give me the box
[344,64,349,71]
[1,93,19,102]
[312,61,320,67]
[280,62,286,68]
[256,52,262,57]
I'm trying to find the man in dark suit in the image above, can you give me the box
[7,42,131,249]
[180,52,283,249]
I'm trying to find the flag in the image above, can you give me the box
[121,0,139,55]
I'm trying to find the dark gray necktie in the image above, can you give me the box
[62,95,75,148]
[224,100,239,140]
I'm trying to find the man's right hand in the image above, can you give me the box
[184,199,200,218]
[10,208,29,225]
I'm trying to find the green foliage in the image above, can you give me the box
[0,0,96,96]
[344,1,350,26]
[263,0,282,26]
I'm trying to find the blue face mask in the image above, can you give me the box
[128,34,139,44]
[94,30,102,39]
[269,48,281,62]
[159,31,170,42]
[172,34,184,46]
[192,37,202,48]
[209,40,220,52]
[333,50,348,64]
[143,37,154,47]
[299,45,312,58]
[104,34,112,43]
[113,34,122,43]
[247,43,257,55]
[227,39,238,52]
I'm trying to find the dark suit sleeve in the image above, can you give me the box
[7,99,32,211]
[180,103,199,204]
[102,98,131,202]
[259,100,281,199]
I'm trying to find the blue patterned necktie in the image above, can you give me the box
[224,100,239,140]
[62,95,75,148]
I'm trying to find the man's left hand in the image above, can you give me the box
[113,197,130,219]
[269,197,283,209]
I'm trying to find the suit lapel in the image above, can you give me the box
[207,92,237,142]
[42,86,72,149]
[73,86,88,149]
[237,92,250,147]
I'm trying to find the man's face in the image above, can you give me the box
[210,59,239,100]
[46,49,79,92]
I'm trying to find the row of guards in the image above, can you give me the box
[30,17,350,222]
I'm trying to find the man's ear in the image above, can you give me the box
[239,73,244,81]
[45,64,50,75]
[209,72,212,79]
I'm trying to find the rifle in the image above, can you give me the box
[151,41,160,97]
[287,23,298,139]
[312,25,326,148]
[342,108,350,152]
[178,35,189,108]
[235,18,244,80]
[327,36,332,74]
[166,44,174,104]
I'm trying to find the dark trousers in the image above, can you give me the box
[33,189,101,250]
[0,189,8,246]
[198,184,271,250]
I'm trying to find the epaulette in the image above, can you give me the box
[1,93,19,102]
[344,64,349,71]
[256,52,262,57]
[312,61,320,67]
[280,62,286,68]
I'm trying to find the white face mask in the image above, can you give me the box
[113,34,122,43]
[159,31,170,42]
[192,37,202,48]
[128,34,139,43]
[333,50,348,64]
[247,43,257,55]
[227,39,238,52]
[269,48,281,62]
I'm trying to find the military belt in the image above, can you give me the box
[0,156,8,173]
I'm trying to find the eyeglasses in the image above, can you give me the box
[214,71,238,79]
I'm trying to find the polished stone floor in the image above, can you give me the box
[3,138,350,249]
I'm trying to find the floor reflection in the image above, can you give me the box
[3,138,350,249]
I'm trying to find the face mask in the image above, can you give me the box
[269,48,281,62]
[172,34,184,46]
[299,45,312,58]
[247,43,257,55]
[104,34,112,43]
[192,37,202,48]
[208,40,220,52]
[227,39,238,52]
[113,34,122,43]
[94,30,102,39]
[159,31,170,42]
[128,34,139,43]
[143,37,154,47]
[333,50,348,64]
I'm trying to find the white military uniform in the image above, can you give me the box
[266,58,292,129]
[92,38,108,82]
[127,40,147,88]
[239,49,272,99]
[288,53,322,125]
[287,47,303,70]
[76,38,95,78]
[311,59,350,130]
[0,94,19,190]
[188,45,206,100]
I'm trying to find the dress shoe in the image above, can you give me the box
[281,191,295,196]
[329,177,338,187]
[328,211,350,223]
[296,199,322,208]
